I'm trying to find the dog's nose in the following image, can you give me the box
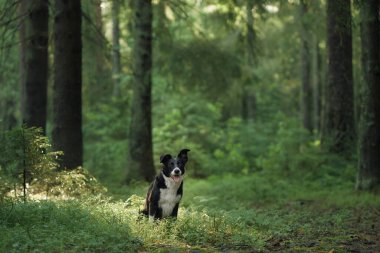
[174,168,181,175]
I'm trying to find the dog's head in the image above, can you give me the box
[160,149,190,183]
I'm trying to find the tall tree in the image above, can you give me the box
[82,0,110,107]
[52,0,83,169]
[127,0,155,182]
[356,0,380,190]
[19,0,26,129]
[20,0,49,133]
[312,39,323,132]
[299,0,313,133]
[242,0,256,122]
[94,0,105,82]
[321,0,354,154]
[112,0,122,97]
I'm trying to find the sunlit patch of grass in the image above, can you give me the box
[1,172,380,252]
[123,195,268,251]
[0,199,141,253]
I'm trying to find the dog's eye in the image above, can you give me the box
[170,162,174,166]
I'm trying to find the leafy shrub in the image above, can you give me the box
[83,100,130,185]
[0,127,60,201]
[0,127,105,201]
[32,167,107,199]
[256,113,356,183]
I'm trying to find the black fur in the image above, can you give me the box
[141,149,190,219]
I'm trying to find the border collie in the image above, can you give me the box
[141,149,190,220]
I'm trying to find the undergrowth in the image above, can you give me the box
[1,126,380,252]
[2,172,379,253]
[0,199,141,253]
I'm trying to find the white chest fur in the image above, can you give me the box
[158,175,182,217]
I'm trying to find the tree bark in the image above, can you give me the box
[321,0,355,154]
[356,0,380,190]
[19,1,26,129]
[299,0,313,133]
[312,39,322,132]
[20,0,49,133]
[127,0,156,182]
[94,0,105,77]
[242,0,256,122]
[112,0,122,97]
[52,0,83,169]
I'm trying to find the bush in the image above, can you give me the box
[0,127,105,202]
[256,113,356,183]
[0,127,60,201]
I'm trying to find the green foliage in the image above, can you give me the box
[0,127,105,201]
[83,100,130,185]
[155,39,241,97]
[0,0,20,132]
[40,167,107,199]
[255,113,356,185]
[0,200,141,253]
[1,0,378,251]
[0,127,60,200]
[2,171,380,252]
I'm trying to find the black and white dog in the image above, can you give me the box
[141,149,190,220]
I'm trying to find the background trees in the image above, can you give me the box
[299,0,313,133]
[19,0,48,133]
[2,1,380,252]
[127,0,155,181]
[52,0,83,169]
[0,0,378,189]
[356,0,380,190]
[321,0,355,154]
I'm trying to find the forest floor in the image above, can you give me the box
[1,173,380,252]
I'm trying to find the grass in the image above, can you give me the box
[1,172,380,252]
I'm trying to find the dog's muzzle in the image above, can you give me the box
[171,168,182,183]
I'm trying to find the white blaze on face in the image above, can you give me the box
[170,167,182,183]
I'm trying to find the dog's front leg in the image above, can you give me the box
[170,203,179,218]
[148,202,158,221]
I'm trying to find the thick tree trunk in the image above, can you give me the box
[94,0,105,77]
[19,1,26,129]
[93,0,107,90]
[127,0,155,182]
[356,0,380,190]
[299,0,313,133]
[321,0,354,154]
[112,0,122,97]
[52,0,83,169]
[312,39,322,132]
[242,0,256,122]
[20,0,49,133]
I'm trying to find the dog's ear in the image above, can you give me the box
[160,154,172,165]
[177,149,190,163]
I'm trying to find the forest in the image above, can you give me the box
[1,0,380,252]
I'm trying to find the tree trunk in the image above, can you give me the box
[20,0,49,133]
[52,0,83,170]
[321,0,355,154]
[312,38,323,132]
[112,0,122,97]
[299,0,313,133]
[242,0,256,122]
[19,1,26,129]
[93,0,107,92]
[127,0,155,182]
[356,0,380,190]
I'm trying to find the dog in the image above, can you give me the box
[141,149,190,220]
